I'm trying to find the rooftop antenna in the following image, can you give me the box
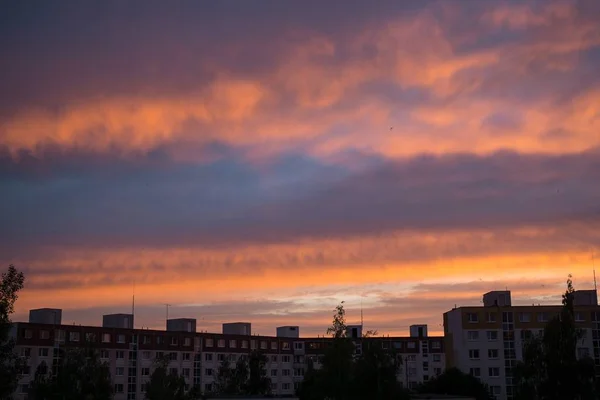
[132,280,135,328]
[164,303,171,324]
[360,296,364,327]
[593,252,597,293]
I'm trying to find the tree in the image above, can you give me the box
[417,368,494,400]
[29,346,113,400]
[352,339,409,400]
[514,276,597,400]
[0,264,25,399]
[245,350,271,396]
[145,356,187,400]
[214,356,250,395]
[298,302,410,400]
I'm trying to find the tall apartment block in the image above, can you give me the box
[444,289,600,400]
[10,311,444,399]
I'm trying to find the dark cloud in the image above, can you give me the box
[2,148,599,251]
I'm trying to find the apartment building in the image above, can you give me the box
[10,310,443,399]
[444,289,600,400]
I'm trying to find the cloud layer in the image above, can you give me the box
[2,0,600,335]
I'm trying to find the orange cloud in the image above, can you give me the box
[2,1,599,161]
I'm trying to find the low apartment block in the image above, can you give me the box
[444,289,600,400]
[11,311,444,399]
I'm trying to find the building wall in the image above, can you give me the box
[11,323,443,399]
[444,304,600,400]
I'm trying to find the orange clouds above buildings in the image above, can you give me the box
[2,0,600,335]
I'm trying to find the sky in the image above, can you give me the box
[1,0,600,337]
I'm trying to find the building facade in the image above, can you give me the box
[444,290,600,400]
[10,314,444,399]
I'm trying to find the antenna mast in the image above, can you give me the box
[132,280,135,327]
[164,303,171,324]
[593,252,597,293]
[360,297,364,327]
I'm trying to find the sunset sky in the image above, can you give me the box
[1,0,600,337]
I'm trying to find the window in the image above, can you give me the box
[486,330,498,341]
[519,312,531,323]
[156,351,164,359]
[205,353,213,361]
[38,348,49,357]
[578,347,590,359]
[142,368,150,376]
[467,331,479,341]
[156,336,165,345]
[217,339,225,348]
[169,352,177,361]
[382,341,390,349]
[142,335,151,344]
[217,353,225,361]
[282,341,290,350]
[142,351,151,360]
[117,334,125,344]
[184,337,191,346]
[205,368,213,376]
[115,383,124,393]
[294,355,304,363]
[270,355,278,363]
[488,349,499,359]
[433,354,441,362]
[182,352,191,361]
[205,338,214,347]
[260,341,267,349]
[283,383,291,391]
[470,367,481,377]
[469,349,480,359]
[575,312,585,322]
[116,367,124,376]
[242,340,249,349]
[24,329,32,339]
[69,332,80,342]
[431,341,441,349]
[486,312,497,323]
[407,342,416,349]
[283,369,291,376]
[489,367,500,377]
[228,354,237,362]
[406,355,416,362]
[167,336,176,346]
[422,361,429,372]
[40,330,50,339]
[294,342,304,350]
[102,333,111,343]
[434,367,442,375]
[169,368,178,375]
[228,339,236,348]
[271,369,278,377]
[490,386,501,396]
[294,368,305,377]
[271,383,278,391]
[100,349,109,359]
[520,329,533,340]
[116,350,125,359]
[537,312,548,322]
[282,355,291,363]
[271,341,278,350]
[251,340,257,349]
[182,368,190,377]
[408,367,417,376]
[467,313,479,323]
[22,364,31,375]
[20,347,31,357]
